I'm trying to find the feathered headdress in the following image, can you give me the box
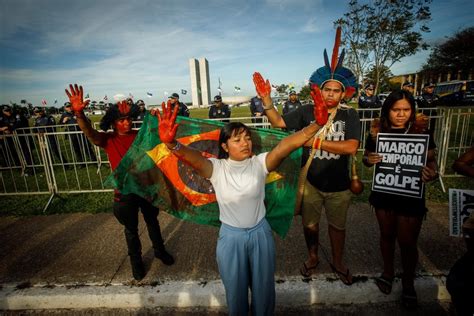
[309,27,358,99]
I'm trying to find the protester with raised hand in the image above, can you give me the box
[154,95,323,315]
[65,84,174,281]
[251,27,360,286]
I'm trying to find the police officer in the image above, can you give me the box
[60,102,96,163]
[282,90,302,115]
[402,82,415,95]
[0,105,21,166]
[250,95,265,125]
[168,93,190,117]
[358,84,381,116]
[418,82,439,133]
[133,99,147,128]
[208,95,231,122]
[34,107,67,163]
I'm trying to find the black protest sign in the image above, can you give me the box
[372,133,429,198]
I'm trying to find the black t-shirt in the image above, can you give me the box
[283,104,360,192]
[365,128,436,216]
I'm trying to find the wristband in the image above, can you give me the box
[169,141,182,152]
[263,103,274,110]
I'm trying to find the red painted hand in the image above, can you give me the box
[155,100,179,144]
[252,72,272,98]
[65,84,90,114]
[310,85,328,126]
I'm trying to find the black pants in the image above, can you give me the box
[113,192,165,258]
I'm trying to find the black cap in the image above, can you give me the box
[2,105,12,111]
[289,90,297,96]
[423,82,435,88]
[64,102,72,107]
[136,99,145,106]
[214,95,222,101]
[168,93,179,99]
[402,82,414,88]
[364,83,375,90]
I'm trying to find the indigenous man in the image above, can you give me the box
[253,27,360,285]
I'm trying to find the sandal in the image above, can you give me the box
[300,260,320,278]
[330,263,353,286]
[375,275,393,295]
[401,288,418,310]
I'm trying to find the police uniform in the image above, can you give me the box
[34,112,66,162]
[208,103,231,122]
[175,102,190,117]
[0,109,21,166]
[60,109,96,162]
[250,96,265,124]
[282,100,302,115]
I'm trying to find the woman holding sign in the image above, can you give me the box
[363,90,438,309]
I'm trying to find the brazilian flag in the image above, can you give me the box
[107,113,301,238]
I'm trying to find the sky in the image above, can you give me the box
[0,0,473,106]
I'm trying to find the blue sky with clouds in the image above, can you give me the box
[1,0,473,106]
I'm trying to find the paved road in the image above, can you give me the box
[0,201,466,313]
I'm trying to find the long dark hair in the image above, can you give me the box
[380,89,416,132]
[218,122,251,159]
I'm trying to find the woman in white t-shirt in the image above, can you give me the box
[155,99,323,315]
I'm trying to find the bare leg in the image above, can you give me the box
[328,225,352,284]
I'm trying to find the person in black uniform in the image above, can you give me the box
[60,102,96,163]
[250,95,265,125]
[168,93,190,117]
[417,83,438,133]
[33,107,67,163]
[132,99,147,129]
[15,107,35,169]
[0,105,21,166]
[358,83,382,137]
[282,90,302,115]
[208,95,231,122]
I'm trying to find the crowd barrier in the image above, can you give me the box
[1,107,472,210]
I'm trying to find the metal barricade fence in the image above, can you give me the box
[1,109,472,204]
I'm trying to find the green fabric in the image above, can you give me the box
[106,113,301,238]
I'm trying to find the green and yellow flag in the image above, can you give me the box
[107,113,301,238]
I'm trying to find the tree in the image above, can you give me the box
[364,65,393,92]
[421,26,474,76]
[298,85,311,101]
[336,0,432,94]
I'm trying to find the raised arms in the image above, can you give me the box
[65,84,107,147]
[155,101,213,179]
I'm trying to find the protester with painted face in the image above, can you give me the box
[363,90,438,309]
[253,27,360,286]
[154,93,323,315]
[65,84,174,281]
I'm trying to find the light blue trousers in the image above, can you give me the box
[216,218,276,316]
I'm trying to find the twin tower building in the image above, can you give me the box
[188,58,211,108]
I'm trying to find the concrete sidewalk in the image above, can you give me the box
[0,201,465,312]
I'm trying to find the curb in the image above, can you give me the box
[0,274,451,311]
